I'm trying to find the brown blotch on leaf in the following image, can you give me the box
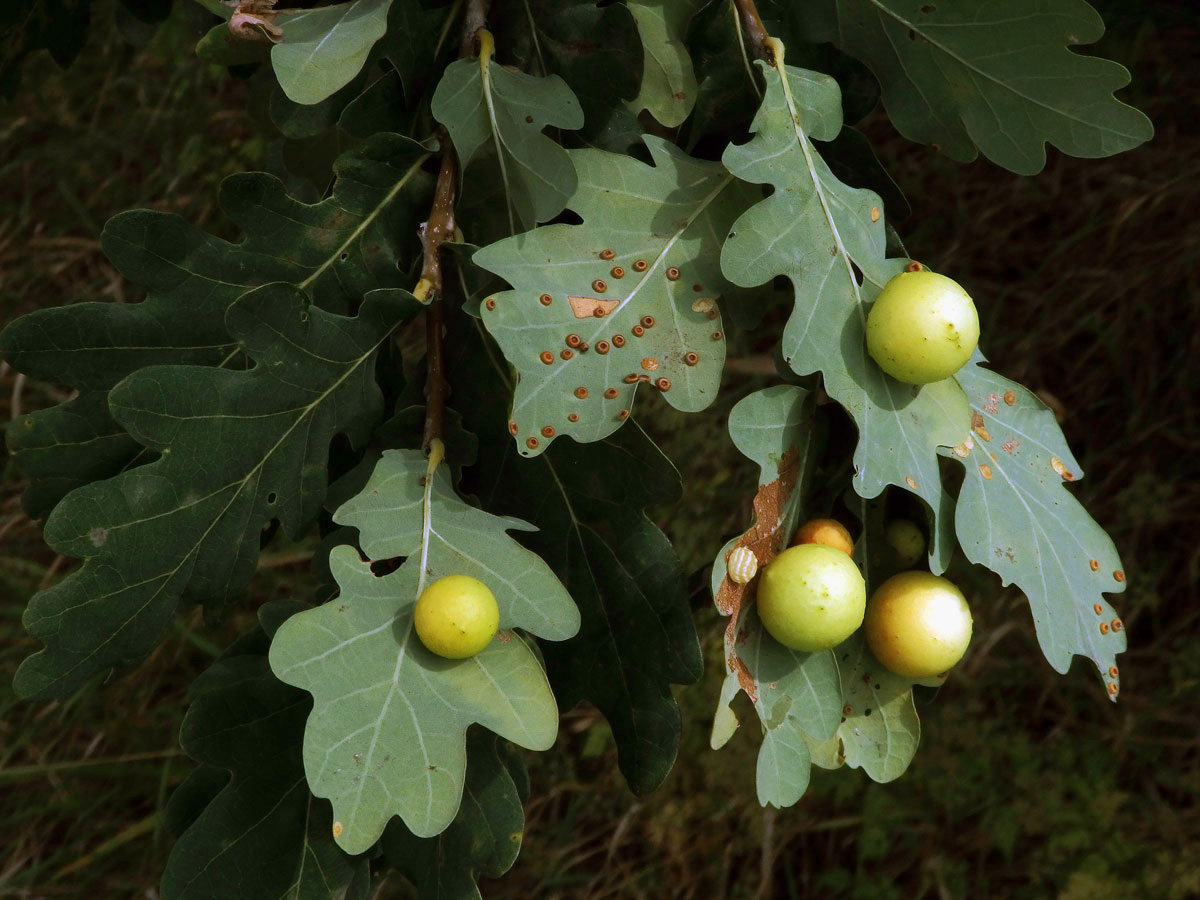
[842,705,854,716]
[1093,604,1103,615]
[870,207,881,222]
[574,387,589,399]
[979,465,993,480]
[693,283,703,292]
[666,266,681,280]
[525,115,534,123]
[905,475,918,489]
[485,298,496,311]
[641,358,660,371]
[332,821,343,837]
[975,425,992,442]
[1109,666,1119,678]
[1050,456,1075,481]
[539,293,553,306]
[540,351,554,365]
[526,437,539,449]
[596,340,610,354]
[1001,439,1019,454]
[567,413,579,422]
[984,393,1000,414]
[641,315,656,328]
[905,261,924,272]
[1004,390,1017,406]
[612,334,626,347]
[566,333,582,347]
[1090,559,1100,571]
[560,349,573,360]
[633,259,648,272]
[508,421,518,435]
[685,352,699,366]
[541,426,555,438]
[1114,570,1126,582]
[623,374,641,384]
[600,249,615,260]
[1112,618,1123,632]
[592,279,608,293]
[604,388,619,399]
[617,409,629,420]
[632,325,645,337]
[568,296,619,319]
[971,410,985,431]
[1107,682,1119,696]
[656,377,671,391]
[1099,622,1110,634]
[712,331,723,340]
[611,266,625,279]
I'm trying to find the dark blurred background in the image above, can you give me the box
[1,2,1197,897]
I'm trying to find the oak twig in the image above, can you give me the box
[731,0,773,63]
[459,0,493,57]
[416,134,458,451]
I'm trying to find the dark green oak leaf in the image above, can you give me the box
[447,316,702,795]
[708,386,843,808]
[475,136,759,459]
[805,0,1153,174]
[0,0,91,96]
[381,731,526,900]
[12,287,418,700]
[497,0,644,152]
[720,58,967,571]
[432,37,584,233]
[269,449,578,850]
[0,134,432,518]
[947,356,1126,698]
[162,610,371,900]
[625,0,706,128]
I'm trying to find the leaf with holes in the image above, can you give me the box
[380,732,527,900]
[268,449,578,850]
[162,607,370,900]
[11,287,418,701]
[832,633,920,781]
[432,39,583,234]
[720,60,968,570]
[805,0,1153,174]
[1,133,432,519]
[707,386,843,808]
[625,0,706,127]
[271,0,393,106]
[475,136,758,457]
[946,356,1126,698]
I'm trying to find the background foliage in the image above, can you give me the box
[0,1,1197,897]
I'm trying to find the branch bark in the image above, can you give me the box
[731,0,773,63]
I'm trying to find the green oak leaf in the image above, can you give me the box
[269,449,579,850]
[947,356,1126,698]
[0,0,91,96]
[446,315,702,795]
[12,287,418,700]
[162,617,371,900]
[625,0,705,127]
[832,634,920,781]
[1,134,432,518]
[805,0,1153,174]
[381,732,526,900]
[272,0,393,106]
[708,386,843,808]
[432,40,584,233]
[497,0,645,152]
[720,59,968,570]
[475,136,757,458]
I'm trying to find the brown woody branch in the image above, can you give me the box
[459,0,493,58]
[731,0,773,63]
[417,133,457,451]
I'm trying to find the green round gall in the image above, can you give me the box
[866,269,979,384]
[414,575,500,659]
[755,544,866,652]
[885,519,926,568]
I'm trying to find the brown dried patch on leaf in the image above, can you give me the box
[983,393,1000,415]
[568,296,619,319]
[715,447,803,702]
[905,475,917,490]
[970,410,985,431]
[1001,439,1019,454]
[952,434,975,458]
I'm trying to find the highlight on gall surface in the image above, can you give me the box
[864,572,973,679]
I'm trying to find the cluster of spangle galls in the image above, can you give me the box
[482,248,724,453]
